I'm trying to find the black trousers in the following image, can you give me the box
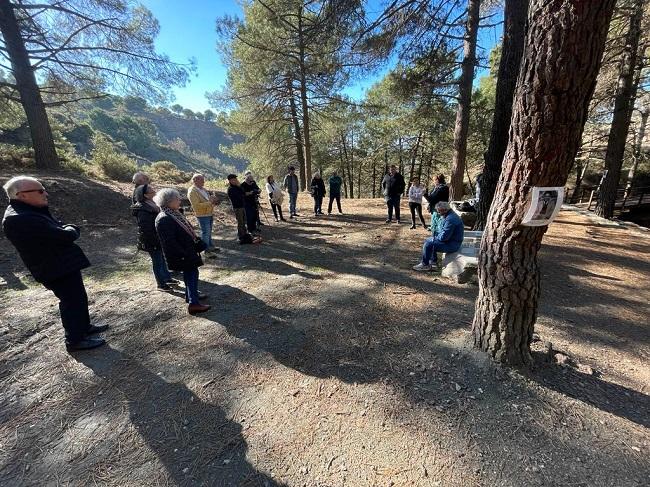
[313,195,323,214]
[409,202,427,226]
[269,199,284,220]
[328,194,342,213]
[387,195,401,221]
[43,270,90,343]
[244,203,258,233]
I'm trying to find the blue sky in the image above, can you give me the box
[140,0,501,113]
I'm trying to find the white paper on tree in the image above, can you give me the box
[522,187,564,226]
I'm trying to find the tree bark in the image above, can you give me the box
[625,107,648,195]
[595,0,644,218]
[0,0,60,169]
[449,0,481,201]
[471,0,616,366]
[297,8,313,186]
[287,77,306,190]
[474,0,529,229]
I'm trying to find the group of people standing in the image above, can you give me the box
[378,165,463,271]
[1,166,462,352]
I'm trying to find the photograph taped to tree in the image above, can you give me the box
[522,187,564,226]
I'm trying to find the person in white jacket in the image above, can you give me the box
[408,177,428,229]
[265,175,286,222]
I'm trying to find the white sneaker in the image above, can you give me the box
[413,262,432,271]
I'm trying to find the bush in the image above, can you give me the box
[145,160,191,184]
[60,153,88,174]
[91,133,137,182]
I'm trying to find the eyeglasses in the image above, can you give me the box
[18,189,46,194]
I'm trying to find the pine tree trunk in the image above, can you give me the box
[625,108,648,195]
[297,9,312,186]
[595,0,644,218]
[474,0,529,229]
[449,0,481,201]
[0,0,59,169]
[287,78,306,190]
[472,0,616,365]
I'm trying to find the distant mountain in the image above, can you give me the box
[141,111,245,168]
[64,96,248,178]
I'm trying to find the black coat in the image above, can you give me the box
[2,200,90,283]
[426,184,450,211]
[310,178,326,198]
[385,173,406,197]
[240,180,261,207]
[131,202,161,252]
[154,212,203,272]
[227,184,246,209]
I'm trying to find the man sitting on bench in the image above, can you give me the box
[413,201,464,272]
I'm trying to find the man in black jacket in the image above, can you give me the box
[2,176,107,352]
[227,174,253,243]
[383,165,406,223]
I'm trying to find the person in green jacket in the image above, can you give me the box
[328,171,344,214]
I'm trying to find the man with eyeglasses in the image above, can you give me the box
[2,176,107,352]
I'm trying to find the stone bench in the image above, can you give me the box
[440,231,482,284]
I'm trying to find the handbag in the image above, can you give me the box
[194,237,208,253]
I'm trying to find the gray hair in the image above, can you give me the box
[435,201,451,211]
[3,176,41,199]
[153,187,181,208]
[191,173,204,183]
[132,171,149,185]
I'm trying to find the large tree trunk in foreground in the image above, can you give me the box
[474,0,529,229]
[0,0,59,169]
[595,0,644,219]
[449,0,481,201]
[472,0,616,365]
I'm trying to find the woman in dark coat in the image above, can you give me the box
[240,171,261,233]
[131,184,176,291]
[154,188,211,315]
[310,172,326,216]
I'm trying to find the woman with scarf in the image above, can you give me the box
[154,188,211,315]
[131,184,178,291]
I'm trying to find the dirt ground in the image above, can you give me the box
[0,174,649,486]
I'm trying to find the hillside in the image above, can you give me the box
[1,170,649,486]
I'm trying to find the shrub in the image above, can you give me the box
[91,133,137,182]
[146,160,191,184]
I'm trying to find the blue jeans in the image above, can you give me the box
[149,249,172,287]
[289,192,298,215]
[183,267,200,304]
[196,216,213,249]
[387,195,401,221]
[422,238,459,265]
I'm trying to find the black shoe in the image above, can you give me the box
[410,225,416,229]
[66,337,106,352]
[275,218,280,222]
[290,214,294,219]
[166,278,181,285]
[293,213,300,217]
[157,284,173,292]
[385,219,392,224]
[396,220,401,224]
[86,324,109,335]
[280,218,287,222]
